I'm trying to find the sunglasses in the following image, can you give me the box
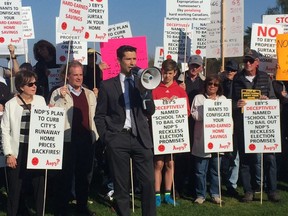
[25,82,37,87]
[243,58,255,64]
[208,82,219,87]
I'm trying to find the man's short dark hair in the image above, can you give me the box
[117,45,137,60]
[162,59,178,72]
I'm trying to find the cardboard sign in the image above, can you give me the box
[100,36,148,80]
[108,21,132,39]
[154,46,164,69]
[152,98,190,155]
[166,0,211,23]
[56,17,87,65]
[27,106,65,169]
[243,100,281,153]
[276,33,288,80]
[22,6,35,39]
[48,68,62,91]
[241,89,261,100]
[163,18,192,62]
[84,0,108,42]
[251,23,283,60]
[204,99,233,153]
[0,0,25,55]
[57,0,89,37]
[263,14,288,33]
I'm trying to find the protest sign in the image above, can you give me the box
[0,0,25,55]
[48,68,62,91]
[166,0,211,23]
[57,0,89,37]
[84,0,108,42]
[191,23,207,57]
[152,98,190,155]
[223,0,244,57]
[27,106,65,170]
[243,100,281,153]
[154,46,164,69]
[276,33,288,80]
[263,14,288,33]
[100,36,148,80]
[108,21,132,39]
[163,18,192,62]
[56,17,87,65]
[206,0,221,58]
[241,89,261,100]
[251,23,283,74]
[22,6,35,40]
[203,99,233,153]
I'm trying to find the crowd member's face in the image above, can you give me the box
[243,57,259,75]
[206,79,219,96]
[188,64,202,78]
[67,66,83,90]
[38,46,50,60]
[162,70,176,85]
[21,77,37,96]
[119,51,137,76]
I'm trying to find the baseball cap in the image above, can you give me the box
[188,55,203,66]
[225,60,238,72]
[244,49,259,60]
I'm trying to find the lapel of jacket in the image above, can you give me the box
[113,75,126,113]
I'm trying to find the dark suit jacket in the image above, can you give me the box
[95,74,155,149]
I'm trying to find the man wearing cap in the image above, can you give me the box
[221,59,240,197]
[175,55,205,197]
[230,49,280,202]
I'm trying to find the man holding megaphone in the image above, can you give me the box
[95,45,157,216]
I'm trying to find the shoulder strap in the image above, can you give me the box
[17,95,31,112]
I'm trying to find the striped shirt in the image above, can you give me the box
[19,104,31,144]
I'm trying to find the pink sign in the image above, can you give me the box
[100,36,148,80]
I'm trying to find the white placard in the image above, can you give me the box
[163,18,192,62]
[166,0,211,23]
[263,14,288,33]
[192,23,207,57]
[251,23,284,74]
[84,0,108,42]
[22,6,35,39]
[243,100,281,153]
[108,21,132,39]
[204,99,233,153]
[57,0,89,37]
[154,46,164,69]
[56,17,87,65]
[205,0,221,58]
[223,0,244,57]
[48,68,62,91]
[251,23,284,59]
[0,0,25,55]
[27,106,65,169]
[152,98,190,155]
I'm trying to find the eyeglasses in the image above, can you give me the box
[25,82,37,87]
[243,58,255,64]
[208,82,219,87]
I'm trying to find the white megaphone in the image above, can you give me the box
[130,66,161,90]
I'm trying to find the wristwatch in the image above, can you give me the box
[5,154,12,158]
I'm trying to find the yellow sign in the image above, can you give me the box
[241,89,261,100]
[276,34,288,81]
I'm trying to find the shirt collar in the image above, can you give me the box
[67,84,83,96]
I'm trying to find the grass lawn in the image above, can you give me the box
[1,181,288,216]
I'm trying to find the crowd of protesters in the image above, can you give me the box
[0,42,286,216]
